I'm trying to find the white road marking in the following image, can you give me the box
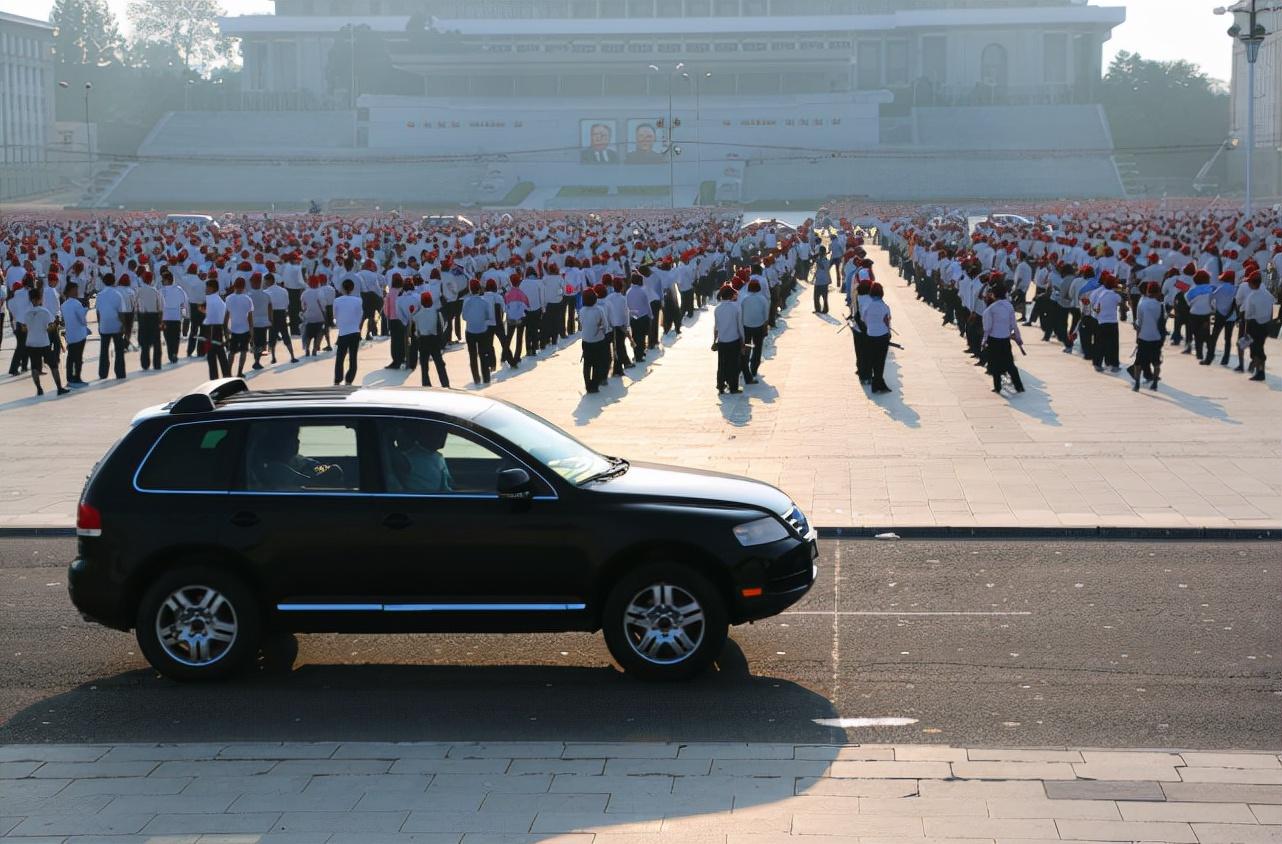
[812,717,920,728]
[784,610,1033,617]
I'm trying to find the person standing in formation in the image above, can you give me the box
[981,284,1025,394]
[134,273,164,371]
[22,286,68,397]
[1130,281,1165,391]
[160,272,188,365]
[713,284,744,395]
[862,283,894,394]
[96,274,127,380]
[201,278,231,380]
[578,287,609,393]
[333,279,363,386]
[412,290,449,388]
[60,281,88,387]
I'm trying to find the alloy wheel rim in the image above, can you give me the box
[623,582,706,665]
[154,585,238,667]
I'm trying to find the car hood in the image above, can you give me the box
[589,461,792,514]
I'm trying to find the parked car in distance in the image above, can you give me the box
[70,380,818,682]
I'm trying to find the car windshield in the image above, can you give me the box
[474,404,612,485]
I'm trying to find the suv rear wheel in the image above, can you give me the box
[602,562,728,681]
[135,566,260,682]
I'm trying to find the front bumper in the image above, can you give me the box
[731,529,818,623]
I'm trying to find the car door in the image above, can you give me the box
[369,416,592,624]
[220,416,386,621]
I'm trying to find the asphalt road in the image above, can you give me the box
[1,537,1278,749]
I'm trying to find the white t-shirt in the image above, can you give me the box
[22,305,55,348]
[225,292,254,334]
[334,294,363,336]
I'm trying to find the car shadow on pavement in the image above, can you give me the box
[0,636,844,747]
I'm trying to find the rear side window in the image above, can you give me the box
[136,424,242,492]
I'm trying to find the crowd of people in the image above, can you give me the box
[873,201,1281,393]
[0,210,808,399]
[3,202,1279,403]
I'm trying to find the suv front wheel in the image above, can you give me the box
[135,566,260,681]
[602,563,728,681]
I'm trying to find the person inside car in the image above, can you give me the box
[390,423,453,494]
[250,423,341,490]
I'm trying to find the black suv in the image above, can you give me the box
[70,380,817,681]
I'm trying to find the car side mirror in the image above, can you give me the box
[497,467,533,500]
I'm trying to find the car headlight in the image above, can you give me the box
[733,516,790,547]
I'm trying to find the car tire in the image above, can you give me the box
[602,562,728,681]
[135,565,260,682]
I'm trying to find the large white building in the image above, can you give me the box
[93,0,1131,208]
[0,11,56,199]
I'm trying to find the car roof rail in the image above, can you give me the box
[170,378,249,415]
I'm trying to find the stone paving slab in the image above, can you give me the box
[0,244,1280,530]
[1,743,1280,842]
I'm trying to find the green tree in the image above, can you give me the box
[127,0,231,73]
[1101,51,1229,182]
[50,0,125,67]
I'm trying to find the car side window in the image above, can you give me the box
[136,423,242,492]
[239,421,361,492]
[378,419,518,496]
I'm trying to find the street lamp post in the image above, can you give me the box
[1217,1,1278,216]
[681,70,712,202]
[649,62,684,208]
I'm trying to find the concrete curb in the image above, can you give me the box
[3,526,1279,540]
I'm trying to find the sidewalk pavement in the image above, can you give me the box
[1,742,1281,842]
[1,246,1280,531]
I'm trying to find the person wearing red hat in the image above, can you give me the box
[1203,270,1239,367]
[21,285,68,397]
[1184,268,1214,359]
[410,290,449,388]
[712,283,744,395]
[604,277,631,375]
[332,278,363,385]
[461,278,493,385]
[160,270,189,366]
[1129,281,1165,391]
[201,278,231,380]
[95,273,127,380]
[300,275,326,356]
[116,272,137,353]
[224,278,255,377]
[579,287,608,393]
[625,273,651,361]
[1242,272,1275,381]
[1091,273,1123,372]
[263,273,298,365]
[740,279,770,384]
[863,282,894,394]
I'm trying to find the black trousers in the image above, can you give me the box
[1092,321,1119,368]
[1078,315,1096,360]
[985,337,1023,391]
[204,325,230,380]
[1205,313,1234,363]
[98,332,126,379]
[138,313,162,369]
[631,315,651,358]
[287,287,303,335]
[466,331,492,384]
[1187,313,1210,358]
[388,319,406,367]
[680,289,695,319]
[65,339,85,382]
[716,340,742,392]
[252,326,269,365]
[648,300,661,347]
[8,324,27,374]
[334,333,360,384]
[360,292,379,337]
[866,333,891,391]
[612,326,631,374]
[1247,320,1269,369]
[28,345,62,391]
[1135,338,1163,382]
[163,319,182,363]
[506,318,524,365]
[524,309,542,356]
[270,312,295,361]
[813,285,829,313]
[416,334,449,387]
[744,324,766,379]
[583,339,608,391]
[186,307,206,356]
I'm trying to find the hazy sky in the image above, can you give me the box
[9,0,1232,83]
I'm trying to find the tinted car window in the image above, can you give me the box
[136,423,241,492]
[378,419,521,495]
[240,421,361,492]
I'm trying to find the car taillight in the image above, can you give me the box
[76,503,102,537]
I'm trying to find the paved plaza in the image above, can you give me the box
[2,741,1282,842]
[0,245,1279,531]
